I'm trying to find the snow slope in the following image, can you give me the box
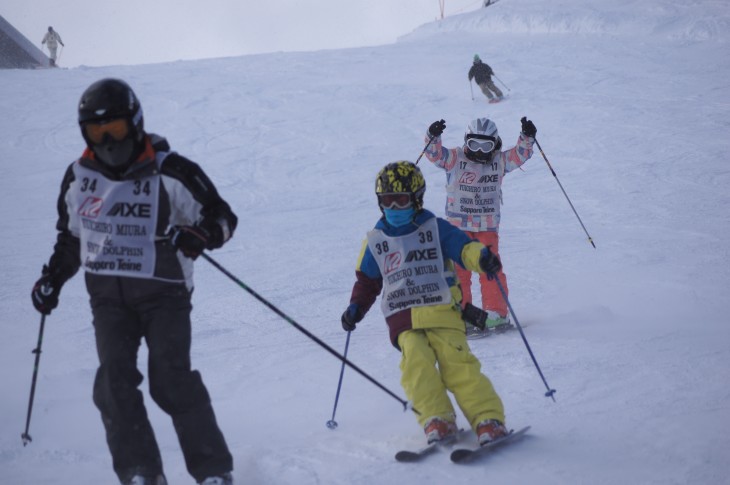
[1,0,729,483]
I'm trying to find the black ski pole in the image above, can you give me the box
[495,278,556,401]
[534,138,596,249]
[415,134,436,165]
[200,252,418,415]
[326,331,351,430]
[493,73,510,92]
[22,314,47,446]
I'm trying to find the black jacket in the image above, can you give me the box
[46,133,237,290]
[468,61,494,84]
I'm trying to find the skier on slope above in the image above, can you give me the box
[468,54,503,103]
[30,78,236,485]
[341,161,510,446]
[424,116,537,338]
[41,26,64,67]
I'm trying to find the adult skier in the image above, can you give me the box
[30,78,236,485]
[424,116,537,337]
[341,161,509,446]
[468,54,503,103]
[41,26,64,67]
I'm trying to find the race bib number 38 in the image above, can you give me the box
[367,218,452,317]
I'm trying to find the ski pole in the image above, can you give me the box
[22,314,47,446]
[534,138,596,248]
[469,80,475,101]
[200,252,418,415]
[326,331,351,430]
[493,73,510,92]
[415,134,436,165]
[494,278,556,401]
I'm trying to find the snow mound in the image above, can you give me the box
[400,0,730,43]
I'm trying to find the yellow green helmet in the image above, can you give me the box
[375,161,426,211]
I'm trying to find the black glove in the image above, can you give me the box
[170,225,210,259]
[462,302,488,330]
[521,117,537,138]
[478,246,502,281]
[31,265,61,315]
[341,303,364,331]
[428,119,446,138]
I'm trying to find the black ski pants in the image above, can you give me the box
[86,274,232,483]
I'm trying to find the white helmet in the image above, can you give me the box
[463,118,502,163]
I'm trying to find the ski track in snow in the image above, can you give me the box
[2,0,730,483]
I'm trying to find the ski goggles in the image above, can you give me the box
[84,118,130,144]
[465,135,498,153]
[378,192,412,210]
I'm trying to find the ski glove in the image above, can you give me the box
[478,246,502,281]
[521,117,537,138]
[428,119,446,138]
[170,225,210,260]
[341,303,364,331]
[31,265,61,315]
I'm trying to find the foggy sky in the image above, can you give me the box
[4,0,480,67]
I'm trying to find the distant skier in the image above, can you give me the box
[30,78,237,485]
[41,26,64,67]
[340,160,510,446]
[468,54,503,103]
[424,116,537,338]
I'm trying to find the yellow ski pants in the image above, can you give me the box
[398,327,505,430]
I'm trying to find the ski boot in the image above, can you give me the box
[424,417,458,444]
[476,419,509,446]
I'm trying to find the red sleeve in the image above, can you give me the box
[350,270,382,315]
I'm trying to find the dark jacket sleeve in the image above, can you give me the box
[48,164,81,286]
[160,154,238,249]
[350,270,382,315]
[349,241,383,315]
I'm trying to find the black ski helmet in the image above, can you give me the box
[78,78,145,168]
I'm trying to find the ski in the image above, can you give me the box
[395,429,470,462]
[488,96,508,104]
[450,425,530,463]
[466,322,516,340]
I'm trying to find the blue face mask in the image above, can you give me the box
[383,208,415,227]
